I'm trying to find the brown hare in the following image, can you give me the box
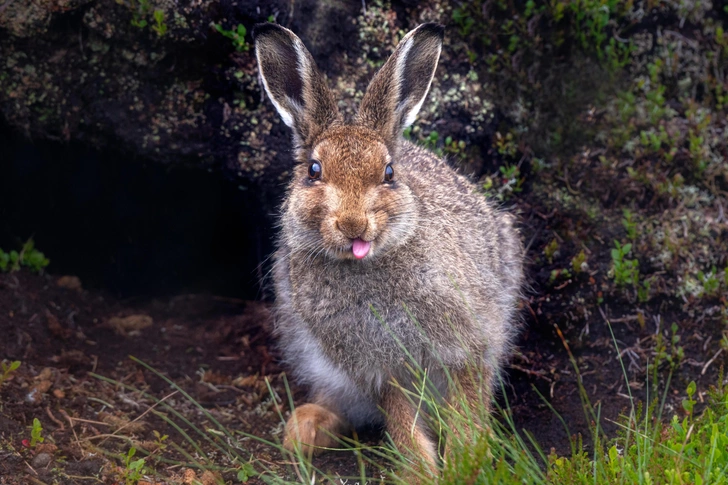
[253,22,524,477]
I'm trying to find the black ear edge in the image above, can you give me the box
[416,23,445,41]
[252,22,287,42]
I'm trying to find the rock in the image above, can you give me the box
[56,276,82,291]
[31,452,52,468]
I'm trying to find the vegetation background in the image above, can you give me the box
[0,0,727,483]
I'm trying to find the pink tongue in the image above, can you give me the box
[352,238,371,259]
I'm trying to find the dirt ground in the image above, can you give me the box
[1,233,724,484]
[2,2,727,483]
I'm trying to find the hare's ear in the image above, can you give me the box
[357,23,444,146]
[253,23,339,148]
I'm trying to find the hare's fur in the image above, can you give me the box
[255,22,524,470]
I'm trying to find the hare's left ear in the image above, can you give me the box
[357,23,444,147]
[253,23,339,149]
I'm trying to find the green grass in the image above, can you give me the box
[85,323,728,485]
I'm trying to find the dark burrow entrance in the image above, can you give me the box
[0,123,277,300]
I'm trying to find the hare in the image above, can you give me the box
[254,22,524,475]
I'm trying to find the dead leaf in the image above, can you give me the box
[199,471,220,485]
[35,443,58,455]
[232,375,258,387]
[27,374,53,404]
[99,412,147,433]
[183,468,197,484]
[56,276,82,291]
[46,310,71,339]
[107,314,153,336]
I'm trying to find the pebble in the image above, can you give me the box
[56,275,82,290]
[32,452,52,468]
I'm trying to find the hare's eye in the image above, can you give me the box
[384,164,394,183]
[308,160,322,180]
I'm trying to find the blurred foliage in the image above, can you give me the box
[451,0,726,311]
[0,239,49,273]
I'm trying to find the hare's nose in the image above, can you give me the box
[336,214,368,240]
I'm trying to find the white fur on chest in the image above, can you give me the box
[283,323,384,427]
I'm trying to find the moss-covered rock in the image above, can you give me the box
[0,0,500,189]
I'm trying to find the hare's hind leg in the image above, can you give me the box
[381,383,439,480]
[283,398,348,457]
[443,366,494,464]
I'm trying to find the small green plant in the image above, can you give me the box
[637,278,651,303]
[452,7,475,36]
[549,267,572,284]
[494,131,518,157]
[0,248,13,272]
[444,135,467,155]
[0,239,49,273]
[648,322,684,392]
[602,36,634,72]
[214,23,249,52]
[610,240,639,287]
[682,380,697,417]
[524,0,545,17]
[30,418,44,447]
[622,208,637,240]
[697,266,721,298]
[237,462,256,482]
[124,447,146,485]
[638,127,669,154]
[0,360,20,387]
[424,130,439,149]
[544,238,560,264]
[152,430,168,451]
[498,164,524,196]
[151,9,167,36]
[116,0,166,36]
[121,0,151,28]
[571,249,587,273]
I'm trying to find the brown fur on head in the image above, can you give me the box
[253,22,444,261]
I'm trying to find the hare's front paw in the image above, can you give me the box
[283,403,346,456]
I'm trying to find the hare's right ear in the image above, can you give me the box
[253,23,339,149]
[357,23,444,148]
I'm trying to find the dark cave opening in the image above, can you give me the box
[0,124,277,300]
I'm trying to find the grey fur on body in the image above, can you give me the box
[273,141,523,426]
